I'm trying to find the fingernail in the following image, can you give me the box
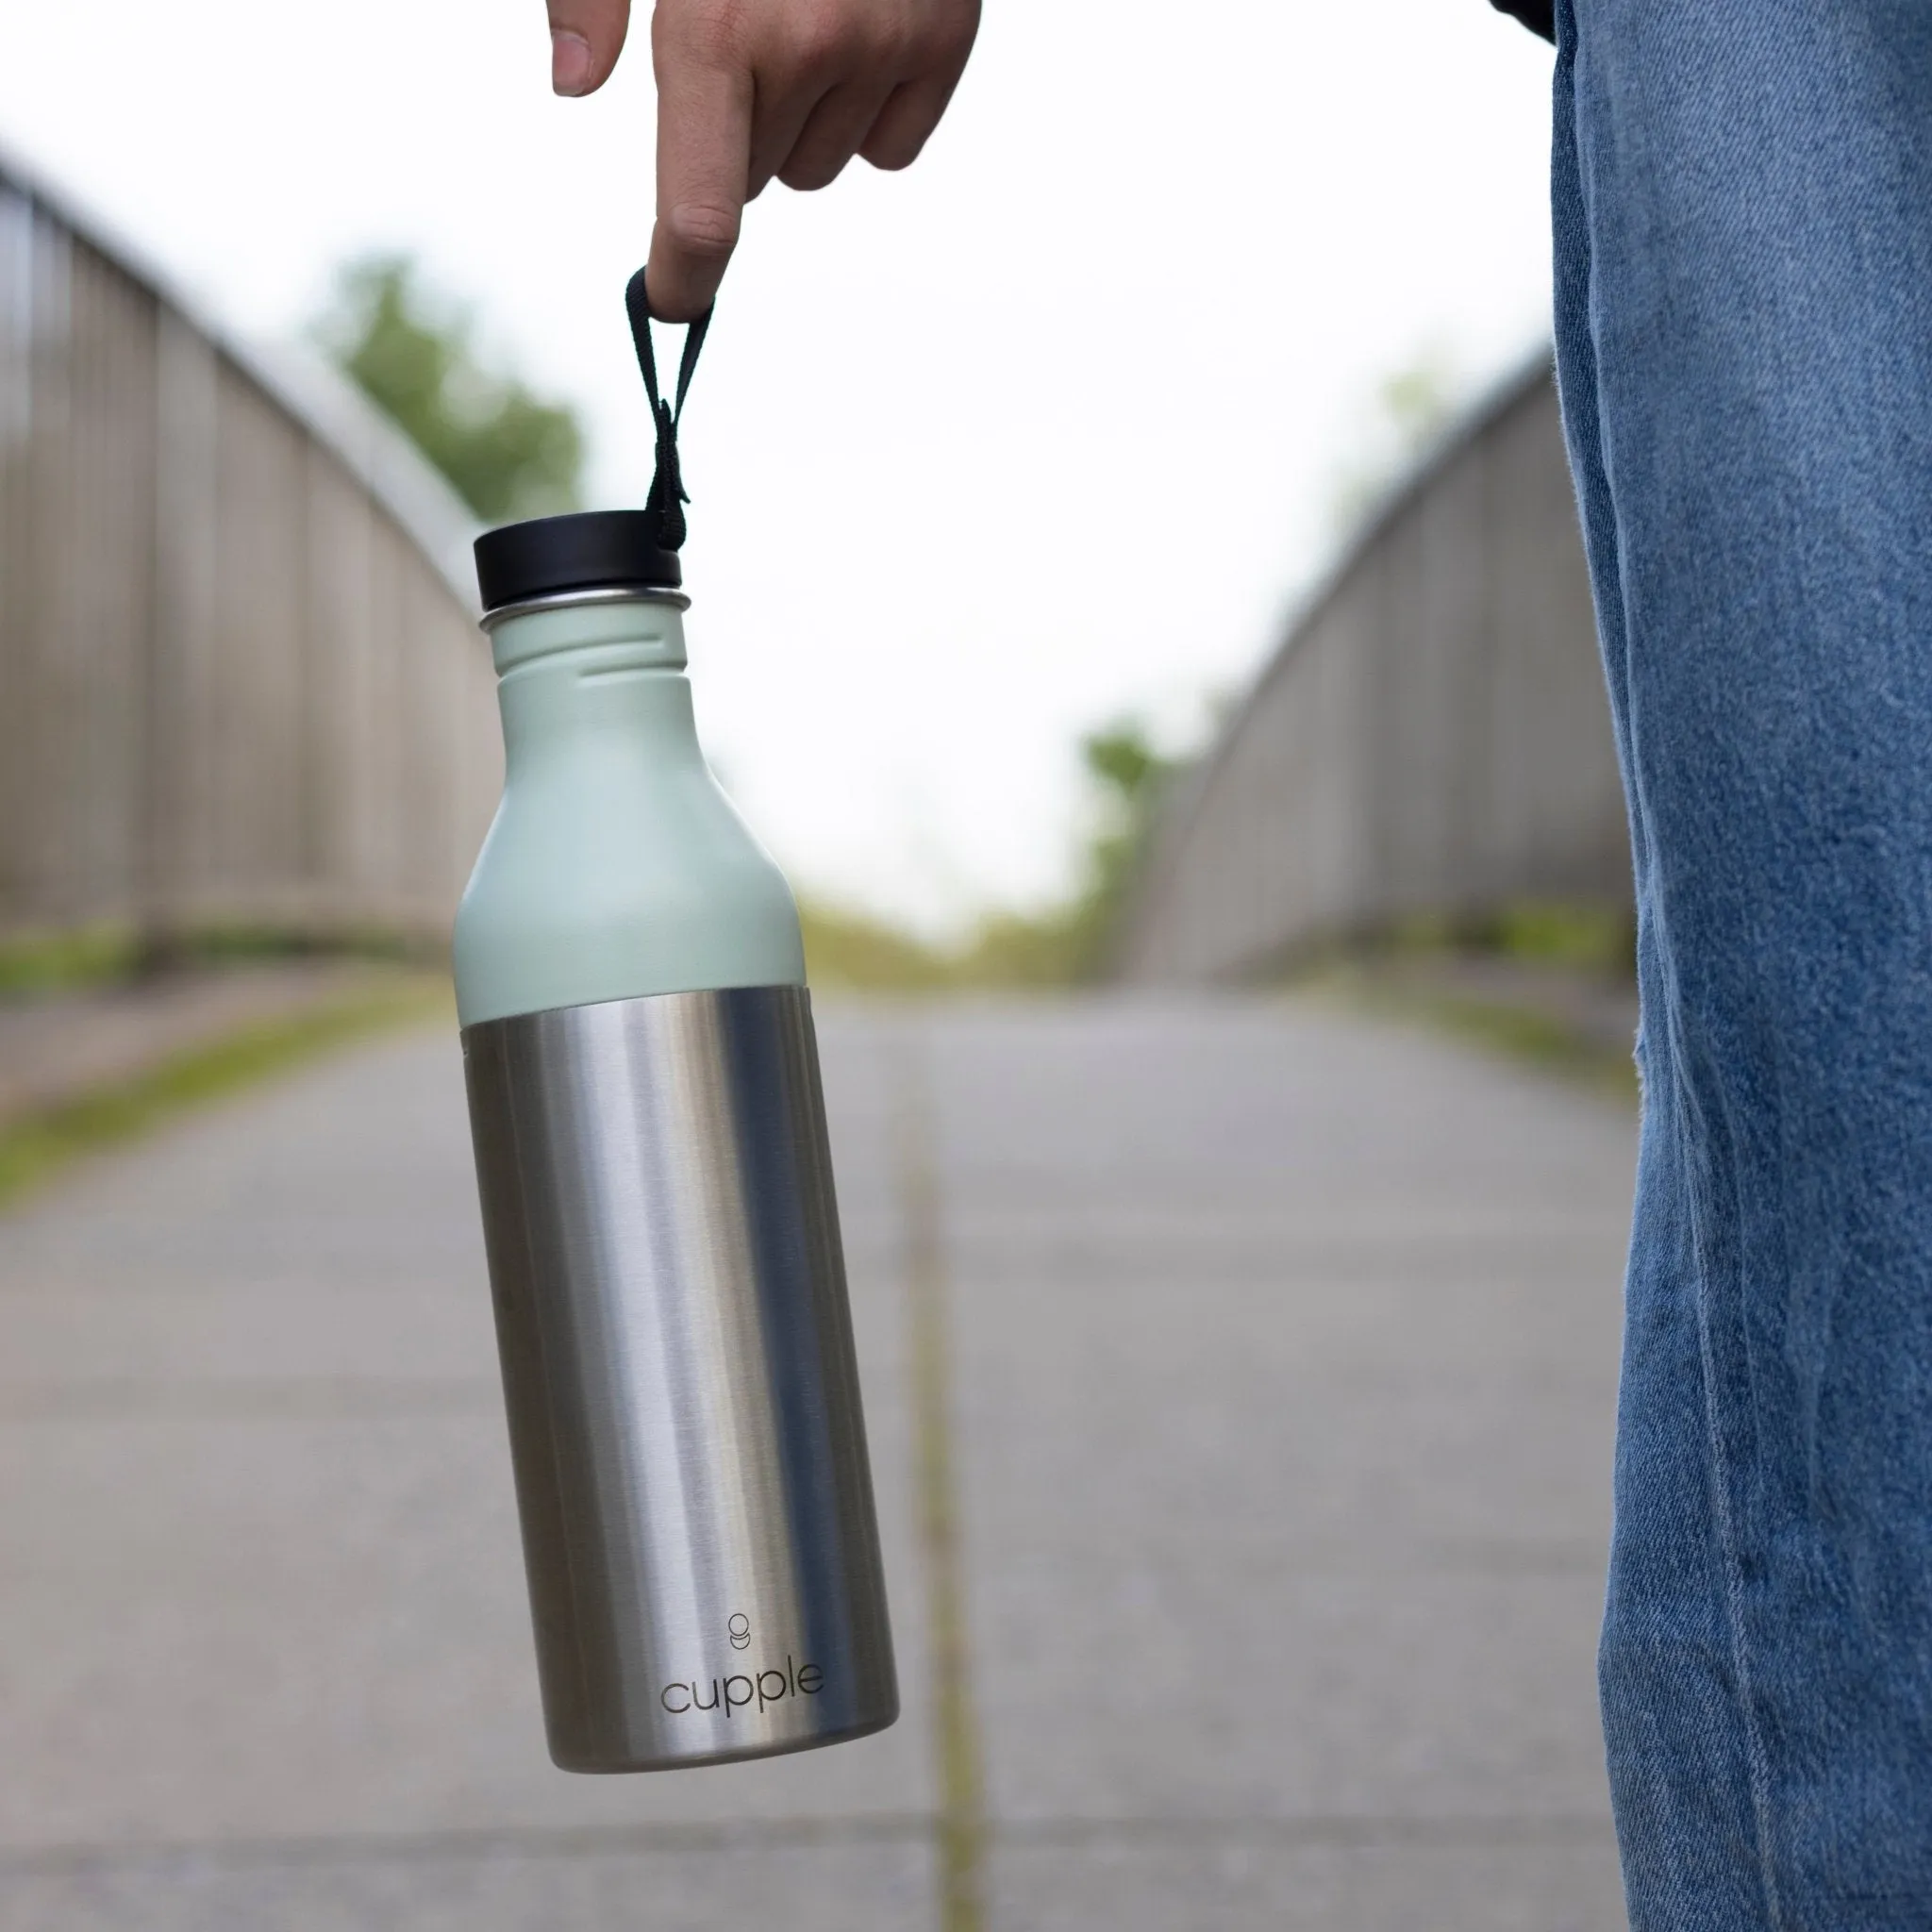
[551,29,593,95]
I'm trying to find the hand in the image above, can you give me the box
[545,0,981,320]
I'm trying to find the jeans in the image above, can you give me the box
[1550,1,1932,1924]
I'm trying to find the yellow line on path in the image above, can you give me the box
[895,1031,986,1932]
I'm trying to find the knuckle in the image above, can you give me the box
[664,200,741,259]
[781,2,861,75]
[656,0,750,67]
[864,2,918,67]
[907,0,976,66]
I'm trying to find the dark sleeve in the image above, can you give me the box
[1489,0,1555,41]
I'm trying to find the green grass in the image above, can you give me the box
[0,977,449,1209]
[798,904,958,991]
[1490,900,1633,974]
[1283,897,1639,1101]
[1311,964,1639,1104]
[0,926,142,997]
[0,923,440,1000]
[798,899,1097,994]
[1378,898,1635,978]
[1401,988,1638,1101]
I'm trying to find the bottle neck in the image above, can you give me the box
[486,596,698,780]
[487,594,689,677]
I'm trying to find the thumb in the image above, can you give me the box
[546,0,631,95]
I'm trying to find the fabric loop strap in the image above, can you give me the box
[625,268,713,553]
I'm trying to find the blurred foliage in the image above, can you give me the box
[0,923,437,1000]
[314,254,584,523]
[797,905,956,992]
[1490,901,1632,974]
[0,926,141,998]
[1300,898,1639,1101]
[802,718,1185,992]
[1074,720,1181,960]
[1328,347,1468,538]
[1380,899,1634,980]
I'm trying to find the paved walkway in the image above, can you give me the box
[0,998,1636,1930]
[0,963,418,1124]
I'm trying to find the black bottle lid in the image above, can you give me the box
[475,274,709,616]
[474,510,681,615]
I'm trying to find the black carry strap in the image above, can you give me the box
[625,269,713,552]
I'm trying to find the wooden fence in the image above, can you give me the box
[0,148,500,954]
[1114,359,1629,984]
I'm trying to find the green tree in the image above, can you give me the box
[1081,721,1176,892]
[314,254,584,523]
[949,717,1184,987]
[1328,347,1467,536]
[797,717,1190,993]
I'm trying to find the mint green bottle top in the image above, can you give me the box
[452,593,806,1029]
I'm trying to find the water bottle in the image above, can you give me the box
[451,282,897,1773]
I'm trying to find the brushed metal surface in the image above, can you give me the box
[461,986,897,1772]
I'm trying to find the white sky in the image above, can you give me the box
[0,0,1555,932]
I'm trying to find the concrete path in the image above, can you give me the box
[0,998,1636,1930]
[0,963,422,1125]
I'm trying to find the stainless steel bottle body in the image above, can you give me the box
[463,983,897,1772]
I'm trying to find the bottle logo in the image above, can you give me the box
[727,1613,752,1651]
[659,1643,825,1717]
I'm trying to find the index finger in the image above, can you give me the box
[648,29,755,320]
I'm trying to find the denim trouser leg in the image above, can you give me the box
[1550,2,1932,1924]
